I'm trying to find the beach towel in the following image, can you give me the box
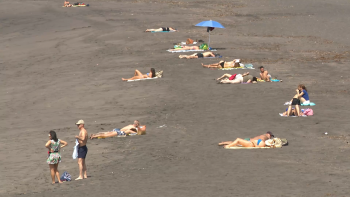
[127,77,159,82]
[167,49,217,53]
[72,139,79,159]
[219,64,255,70]
[258,78,281,82]
[151,31,176,33]
[279,113,307,117]
[225,146,281,149]
[284,101,315,106]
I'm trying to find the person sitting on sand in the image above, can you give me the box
[178,52,216,59]
[145,27,177,32]
[90,120,146,139]
[285,84,310,116]
[122,68,155,81]
[64,1,72,7]
[217,72,257,84]
[202,59,241,69]
[257,66,271,82]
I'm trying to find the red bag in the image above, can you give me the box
[229,74,237,80]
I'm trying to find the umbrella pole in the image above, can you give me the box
[208,32,210,49]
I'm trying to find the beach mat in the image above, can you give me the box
[151,31,176,33]
[225,146,281,149]
[127,77,159,82]
[279,113,307,117]
[284,102,315,106]
[167,49,217,53]
[258,79,282,82]
[203,56,222,58]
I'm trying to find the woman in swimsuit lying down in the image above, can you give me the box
[122,68,155,81]
[217,72,257,84]
[168,46,200,51]
[145,27,177,32]
[179,52,216,59]
[218,138,266,148]
[202,59,241,68]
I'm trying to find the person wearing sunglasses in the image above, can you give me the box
[45,130,68,184]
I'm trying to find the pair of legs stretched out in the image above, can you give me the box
[218,138,265,148]
[202,59,241,68]
[122,68,155,81]
[145,27,177,32]
[179,52,216,59]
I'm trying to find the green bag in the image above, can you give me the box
[199,43,209,50]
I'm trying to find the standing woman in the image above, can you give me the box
[45,130,68,184]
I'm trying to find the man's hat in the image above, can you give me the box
[266,131,274,138]
[75,120,85,125]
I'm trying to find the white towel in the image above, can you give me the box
[72,139,79,159]
[127,77,158,82]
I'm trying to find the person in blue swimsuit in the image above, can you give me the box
[122,68,155,81]
[218,131,274,148]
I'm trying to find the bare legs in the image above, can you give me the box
[145,28,162,32]
[179,55,198,59]
[49,163,62,184]
[217,74,232,81]
[202,63,220,68]
[76,158,87,180]
[260,72,271,82]
[218,138,254,148]
[90,132,118,139]
[122,69,145,81]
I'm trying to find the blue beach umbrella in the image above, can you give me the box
[195,20,225,48]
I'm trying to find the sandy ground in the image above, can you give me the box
[1,0,350,196]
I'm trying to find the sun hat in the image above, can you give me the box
[75,120,85,125]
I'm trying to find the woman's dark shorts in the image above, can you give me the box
[291,98,301,105]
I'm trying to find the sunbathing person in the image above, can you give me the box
[179,52,216,59]
[257,66,271,82]
[90,120,146,139]
[122,68,155,81]
[219,131,274,148]
[145,27,177,32]
[218,138,266,148]
[64,1,72,6]
[202,59,241,69]
[217,72,257,84]
[168,46,200,51]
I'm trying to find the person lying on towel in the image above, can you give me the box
[145,27,177,32]
[90,120,146,139]
[218,131,274,148]
[217,72,258,84]
[179,52,216,59]
[202,59,241,69]
[122,68,155,81]
[64,1,88,7]
[168,45,200,52]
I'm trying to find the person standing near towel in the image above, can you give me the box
[45,130,68,184]
[75,119,88,180]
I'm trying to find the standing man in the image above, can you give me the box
[75,119,88,180]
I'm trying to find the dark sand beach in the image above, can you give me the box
[1,0,350,196]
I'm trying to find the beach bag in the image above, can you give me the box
[60,171,72,182]
[303,108,313,116]
[155,70,163,78]
[265,138,283,148]
[199,43,209,50]
[186,38,194,45]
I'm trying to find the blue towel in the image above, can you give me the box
[301,102,315,106]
